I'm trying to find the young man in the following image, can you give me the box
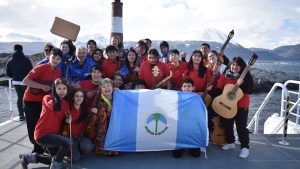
[23,48,62,155]
[79,65,103,108]
[6,44,33,121]
[159,41,169,64]
[102,45,121,79]
[172,78,201,158]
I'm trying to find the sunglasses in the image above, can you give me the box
[44,49,50,52]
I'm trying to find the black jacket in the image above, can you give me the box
[6,51,33,81]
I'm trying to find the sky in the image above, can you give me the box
[0,0,300,49]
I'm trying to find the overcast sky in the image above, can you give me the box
[0,0,299,49]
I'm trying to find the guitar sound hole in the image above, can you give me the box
[226,92,236,100]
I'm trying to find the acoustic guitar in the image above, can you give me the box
[211,116,227,145]
[199,63,221,107]
[211,53,258,119]
[29,80,54,95]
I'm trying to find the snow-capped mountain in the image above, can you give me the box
[75,34,108,48]
[199,28,238,45]
[1,29,298,61]
[0,33,109,55]
[0,33,45,42]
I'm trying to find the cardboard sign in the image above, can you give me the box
[50,17,80,41]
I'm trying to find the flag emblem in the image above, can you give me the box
[144,113,168,136]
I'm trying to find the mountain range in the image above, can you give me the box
[0,29,299,61]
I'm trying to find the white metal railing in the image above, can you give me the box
[248,80,300,134]
[0,77,18,125]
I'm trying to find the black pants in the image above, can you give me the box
[14,85,27,116]
[172,148,201,158]
[36,134,71,162]
[207,105,216,135]
[221,108,249,149]
[24,101,44,154]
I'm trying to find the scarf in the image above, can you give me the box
[101,93,112,110]
[225,69,240,79]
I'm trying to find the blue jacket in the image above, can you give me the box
[67,56,95,83]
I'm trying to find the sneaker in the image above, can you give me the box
[239,148,249,158]
[19,115,25,121]
[19,153,37,169]
[50,157,65,169]
[222,143,235,150]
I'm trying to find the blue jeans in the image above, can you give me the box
[72,136,94,162]
[36,134,71,162]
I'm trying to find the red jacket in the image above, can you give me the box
[139,60,170,89]
[182,67,212,92]
[70,107,85,137]
[168,62,188,90]
[34,95,69,140]
[23,63,61,102]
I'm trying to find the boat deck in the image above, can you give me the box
[1,119,300,169]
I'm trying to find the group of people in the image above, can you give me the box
[5,36,254,168]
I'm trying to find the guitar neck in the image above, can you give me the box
[130,55,140,81]
[155,71,172,89]
[202,72,217,100]
[231,65,250,93]
[220,30,234,51]
[202,64,220,99]
[152,77,157,89]
[220,38,230,51]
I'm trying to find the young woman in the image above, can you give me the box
[119,47,139,89]
[23,48,62,154]
[215,57,254,158]
[206,50,226,134]
[91,78,119,156]
[58,40,75,79]
[37,43,54,65]
[139,48,170,89]
[19,78,71,169]
[182,50,212,93]
[63,88,93,162]
[91,48,105,68]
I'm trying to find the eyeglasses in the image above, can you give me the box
[44,49,50,52]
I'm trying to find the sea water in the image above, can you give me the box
[249,61,300,133]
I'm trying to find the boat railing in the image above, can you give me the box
[248,80,300,134]
[0,77,18,126]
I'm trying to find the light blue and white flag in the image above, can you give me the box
[104,89,208,152]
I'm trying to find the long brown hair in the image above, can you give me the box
[187,50,207,78]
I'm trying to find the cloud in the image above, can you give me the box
[0,0,299,49]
